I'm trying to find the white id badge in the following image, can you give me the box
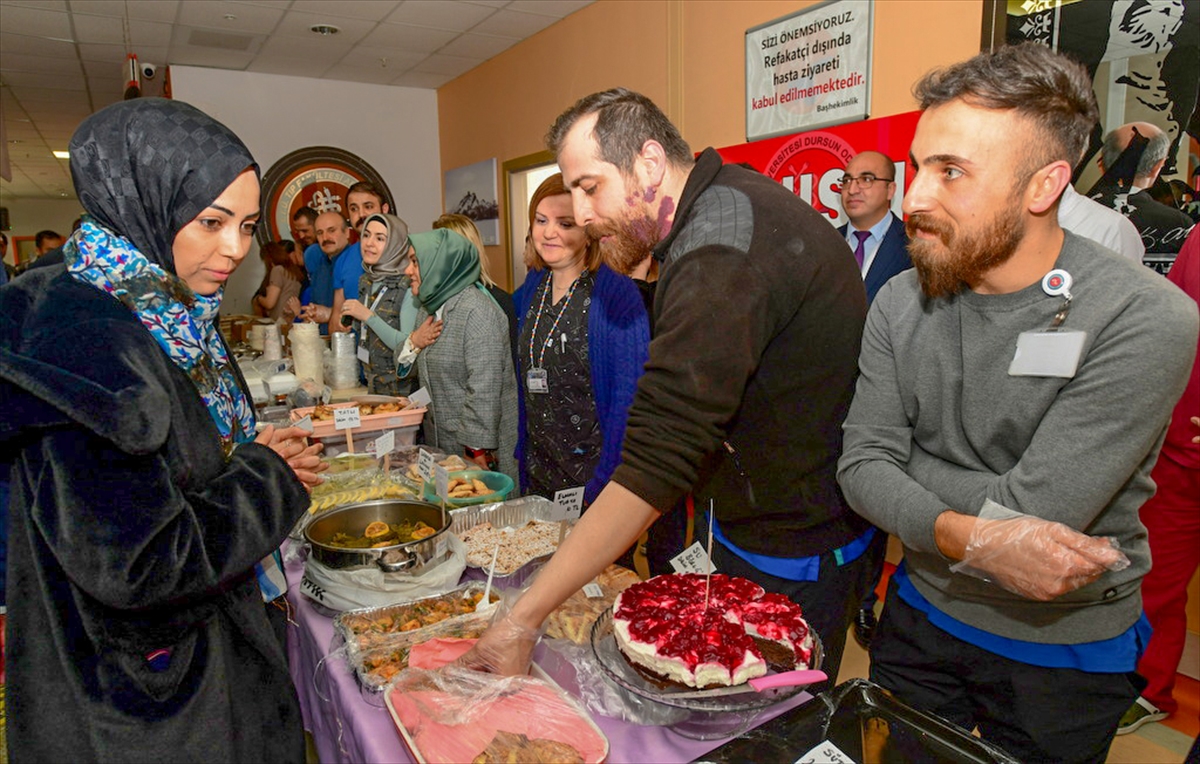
[357,346,370,363]
[527,368,549,393]
[1008,330,1087,378]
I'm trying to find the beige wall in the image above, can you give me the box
[437,0,985,287]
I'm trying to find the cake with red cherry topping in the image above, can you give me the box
[612,573,814,689]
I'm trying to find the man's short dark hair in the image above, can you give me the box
[292,206,317,225]
[546,88,693,175]
[35,230,63,249]
[347,181,385,202]
[913,43,1098,173]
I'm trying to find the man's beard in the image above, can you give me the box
[906,203,1025,299]
[586,204,660,277]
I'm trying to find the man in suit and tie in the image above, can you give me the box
[838,151,913,304]
[837,150,912,650]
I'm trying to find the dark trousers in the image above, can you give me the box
[870,584,1144,764]
[699,516,887,690]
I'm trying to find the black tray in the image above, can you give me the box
[697,678,1020,763]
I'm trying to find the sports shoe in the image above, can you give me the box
[1116,697,1168,735]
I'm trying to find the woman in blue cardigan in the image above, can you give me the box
[514,173,650,507]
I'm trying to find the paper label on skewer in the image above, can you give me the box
[550,487,584,521]
[373,429,395,457]
[333,406,361,430]
[670,542,717,575]
[583,583,604,599]
[434,464,449,500]
[794,741,855,764]
[293,415,314,433]
[406,387,432,409]
[417,449,436,481]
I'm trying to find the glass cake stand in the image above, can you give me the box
[589,608,824,740]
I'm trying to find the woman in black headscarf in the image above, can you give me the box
[0,99,321,762]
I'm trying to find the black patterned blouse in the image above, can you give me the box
[519,271,602,498]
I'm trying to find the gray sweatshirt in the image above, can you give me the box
[838,231,1198,644]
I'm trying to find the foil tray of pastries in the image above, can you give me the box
[335,583,499,690]
[544,564,642,644]
[450,496,565,585]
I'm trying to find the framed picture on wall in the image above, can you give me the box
[444,158,500,246]
[13,236,37,264]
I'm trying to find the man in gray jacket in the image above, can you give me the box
[837,44,1198,763]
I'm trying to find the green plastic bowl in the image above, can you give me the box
[422,469,514,507]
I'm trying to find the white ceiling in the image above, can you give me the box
[0,0,592,200]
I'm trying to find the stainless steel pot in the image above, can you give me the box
[304,499,452,573]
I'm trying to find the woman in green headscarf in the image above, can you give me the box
[397,228,518,484]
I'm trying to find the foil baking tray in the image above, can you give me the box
[335,582,500,691]
[450,496,564,587]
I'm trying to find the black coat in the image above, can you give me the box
[0,263,308,762]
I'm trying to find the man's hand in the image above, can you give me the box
[939,508,1128,601]
[299,303,332,324]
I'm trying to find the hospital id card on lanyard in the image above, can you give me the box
[356,287,389,363]
[1008,269,1087,378]
[526,275,581,394]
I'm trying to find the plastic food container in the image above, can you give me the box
[290,401,426,442]
[335,582,500,690]
[421,469,514,507]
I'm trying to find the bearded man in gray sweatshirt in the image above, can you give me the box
[837,43,1198,764]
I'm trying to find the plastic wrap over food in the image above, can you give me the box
[545,564,641,643]
[385,665,608,764]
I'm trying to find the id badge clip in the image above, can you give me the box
[1008,269,1086,378]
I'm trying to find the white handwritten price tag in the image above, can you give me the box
[434,464,449,501]
[583,583,604,599]
[406,387,432,410]
[550,487,584,522]
[373,429,395,458]
[417,449,436,481]
[333,406,361,430]
[794,740,855,764]
[293,415,314,433]
[670,542,717,575]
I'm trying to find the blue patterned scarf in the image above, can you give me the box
[65,218,256,450]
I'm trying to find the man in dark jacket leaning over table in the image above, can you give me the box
[462,88,879,684]
[836,44,1198,763]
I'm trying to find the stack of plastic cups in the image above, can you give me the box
[327,332,360,390]
[290,322,325,387]
[261,323,283,361]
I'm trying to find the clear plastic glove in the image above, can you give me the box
[453,592,543,676]
[949,499,1130,601]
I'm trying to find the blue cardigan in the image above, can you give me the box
[513,264,650,504]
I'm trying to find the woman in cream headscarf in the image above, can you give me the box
[341,212,423,395]
[398,228,518,484]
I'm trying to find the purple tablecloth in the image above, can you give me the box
[283,549,810,763]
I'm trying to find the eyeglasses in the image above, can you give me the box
[838,173,894,189]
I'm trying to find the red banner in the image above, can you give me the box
[715,110,921,228]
